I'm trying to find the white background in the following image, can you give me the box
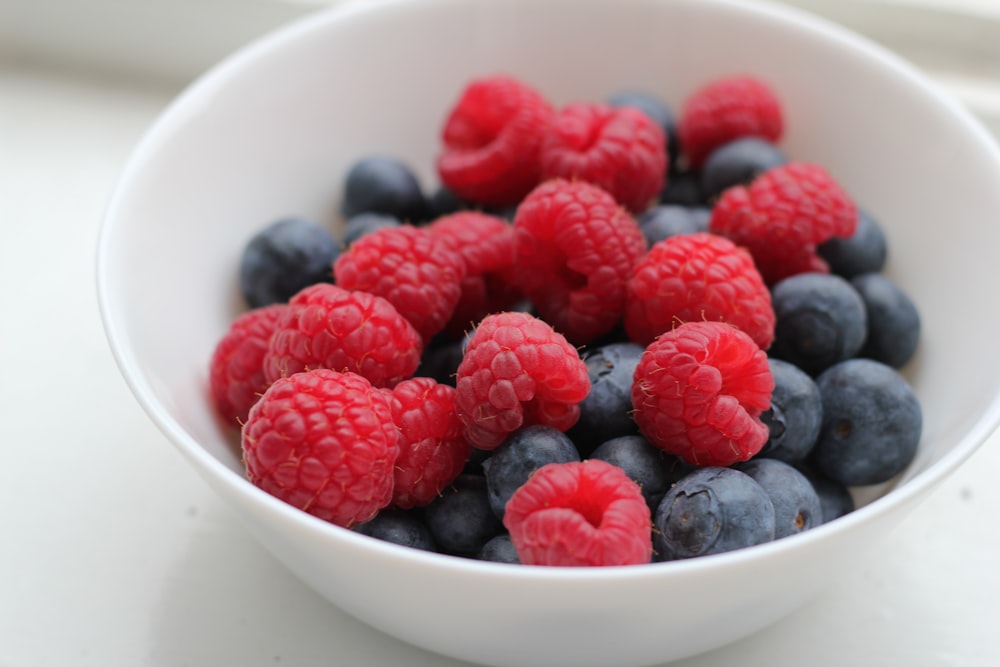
[2,1,999,665]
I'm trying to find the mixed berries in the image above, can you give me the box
[213,72,923,567]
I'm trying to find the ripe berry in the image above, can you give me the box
[606,89,678,162]
[353,508,438,553]
[424,473,504,557]
[242,369,398,528]
[818,209,888,278]
[631,321,774,467]
[540,102,666,212]
[341,155,426,222]
[732,458,822,539]
[589,434,687,512]
[239,217,340,308]
[798,467,856,524]
[477,533,521,564]
[756,358,823,464]
[636,204,710,247]
[851,272,921,369]
[624,232,775,349]
[566,342,645,455]
[513,179,647,345]
[341,212,401,247]
[700,137,787,201]
[503,460,653,567]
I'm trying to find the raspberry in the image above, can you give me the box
[624,232,775,349]
[631,321,774,467]
[388,377,471,509]
[263,283,421,388]
[455,311,590,450]
[437,75,555,206]
[209,304,287,426]
[512,179,647,345]
[539,103,666,213]
[334,225,466,342]
[242,369,398,528]
[503,460,652,567]
[678,75,783,168]
[708,162,858,284]
[428,211,522,337]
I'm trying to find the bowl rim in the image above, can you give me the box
[96,0,1000,580]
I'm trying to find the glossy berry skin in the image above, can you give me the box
[770,272,868,376]
[653,466,775,560]
[636,204,710,247]
[812,358,922,486]
[624,232,775,349]
[353,509,438,553]
[567,342,645,455]
[818,209,888,278]
[756,358,823,464]
[482,425,580,520]
[341,212,401,247]
[477,533,521,564]
[732,458,822,539]
[631,321,774,467]
[239,217,340,308]
[341,155,426,222]
[513,179,647,345]
[540,103,667,213]
[242,369,398,528]
[700,137,787,201]
[851,272,921,369]
[589,434,687,512]
[424,473,504,557]
[504,460,653,567]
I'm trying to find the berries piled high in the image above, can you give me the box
[211,73,923,567]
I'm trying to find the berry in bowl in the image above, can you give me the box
[96,0,1000,665]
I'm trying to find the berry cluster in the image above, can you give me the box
[211,73,922,566]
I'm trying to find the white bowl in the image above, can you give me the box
[96,0,1000,665]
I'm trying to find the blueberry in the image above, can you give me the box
[426,185,466,220]
[481,425,581,520]
[589,435,687,511]
[423,474,504,557]
[566,342,645,455]
[341,212,401,247]
[700,137,788,201]
[851,272,920,369]
[341,155,426,222]
[732,459,822,539]
[770,272,868,376]
[811,358,922,486]
[653,467,775,560]
[798,467,855,523]
[606,90,679,163]
[353,508,437,553]
[659,170,705,207]
[757,358,823,464]
[415,336,467,386]
[818,210,887,278]
[239,217,340,308]
[477,534,520,564]
[637,204,710,246]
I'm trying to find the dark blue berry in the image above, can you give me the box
[637,204,710,246]
[607,90,679,163]
[659,170,705,207]
[818,210,887,278]
[812,358,922,486]
[341,212,401,247]
[732,459,822,539]
[341,155,426,222]
[798,467,855,523]
[239,217,340,308]
[426,185,466,220]
[851,272,920,369]
[589,435,686,511]
[566,342,645,455]
[477,534,520,564]
[653,467,775,560]
[353,508,437,552]
[700,137,787,201]
[770,272,868,376]
[423,474,503,557]
[757,358,823,464]
[415,336,466,386]
[481,425,580,520]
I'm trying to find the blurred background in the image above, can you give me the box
[1,1,998,666]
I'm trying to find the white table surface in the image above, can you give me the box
[3,10,1000,666]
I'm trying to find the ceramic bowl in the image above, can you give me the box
[96,0,1000,665]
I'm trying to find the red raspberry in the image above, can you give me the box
[678,75,783,168]
[539,103,666,213]
[708,162,858,284]
[437,75,555,206]
[624,232,774,349]
[263,283,421,388]
[503,460,652,567]
[209,304,287,426]
[631,321,774,467]
[389,377,471,509]
[427,211,522,337]
[334,225,466,342]
[512,179,647,345]
[242,369,398,528]
[455,311,590,450]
